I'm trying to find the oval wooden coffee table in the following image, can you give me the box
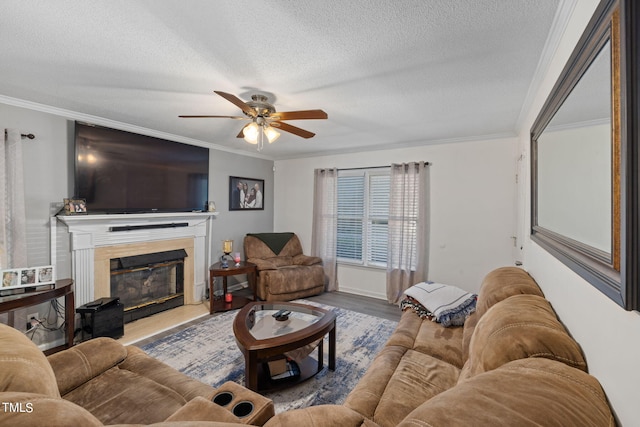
[233,301,336,392]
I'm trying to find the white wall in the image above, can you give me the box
[518,1,640,424]
[274,137,518,298]
[1,104,71,269]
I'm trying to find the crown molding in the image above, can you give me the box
[0,94,272,160]
[515,0,579,132]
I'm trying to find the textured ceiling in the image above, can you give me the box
[0,0,562,160]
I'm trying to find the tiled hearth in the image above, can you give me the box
[55,212,216,308]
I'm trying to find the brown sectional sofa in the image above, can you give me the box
[0,266,615,426]
[0,323,274,426]
[264,267,616,427]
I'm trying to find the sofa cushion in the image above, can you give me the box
[461,267,543,363]
[0,323,60,398]
[345,346,459,427]
[460,310,479,362]
[259,265,324,297]
[413,318,464,369]
[475,266,543,318]
[250,258,279,271]
[460,294,586,382]
[399,358,615,427]
[292,254,322,266]
[263,405,380,427]
[63,366,188,425]
[48,337,127,395]
[120,345,216,402]
[248,256,295,271]
[0,391,103,426]
[266,256,294,268]
[385,310,464,368]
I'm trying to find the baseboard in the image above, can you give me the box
[38,336,66,351]
[338,285,387,301]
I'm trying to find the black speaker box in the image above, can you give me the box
[76,297,124,340]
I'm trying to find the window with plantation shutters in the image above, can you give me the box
[337,169,390,267]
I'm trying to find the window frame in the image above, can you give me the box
[336,168,390,269]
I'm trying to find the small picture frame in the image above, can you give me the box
[1,269,20,288]
[229,176,265,211]
[1,265,55,290]
[64,198,87,215]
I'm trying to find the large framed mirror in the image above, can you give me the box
[530,0,638,310]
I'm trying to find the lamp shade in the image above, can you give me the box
[264,126,280,143]
[243,123,259,144]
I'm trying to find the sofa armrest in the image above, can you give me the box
[264,405,380,427]
[292,254,322,266]
[247,258,278,271]
[48,337,127,395]
[164,396,242,424]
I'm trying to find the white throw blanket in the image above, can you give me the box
[403,282,477,327]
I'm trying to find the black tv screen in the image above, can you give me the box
[74,122,209,214]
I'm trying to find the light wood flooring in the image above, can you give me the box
[119,291,401,347]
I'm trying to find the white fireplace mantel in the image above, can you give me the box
[53,212,217,307]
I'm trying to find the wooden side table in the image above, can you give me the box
[209,261,257,314]
[0,279,74,355]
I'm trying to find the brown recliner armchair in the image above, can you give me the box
[244,233,325,301]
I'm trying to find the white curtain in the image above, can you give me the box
[386,161,429,304]
[0,129,27,269]
[311,168,338,292]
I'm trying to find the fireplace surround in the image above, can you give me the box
[55,212,215,309]
[109,248,187,322]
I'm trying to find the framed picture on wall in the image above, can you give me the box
[229,176,265,211]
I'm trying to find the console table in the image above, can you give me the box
[209,261,257,313]
[0,279,74,355]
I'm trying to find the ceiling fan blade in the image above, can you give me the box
[271,110,328,120]
[214,91,256,117]
[273,121,316,139]
[236,124,249,138]
[179,115,246,119]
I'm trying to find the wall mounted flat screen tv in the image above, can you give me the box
[74,122,209,214]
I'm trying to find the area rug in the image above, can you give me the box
[138,301,398,413]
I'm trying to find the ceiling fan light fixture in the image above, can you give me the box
[243,122,259,144]
[180,90,327,151]
[264,126,280,143]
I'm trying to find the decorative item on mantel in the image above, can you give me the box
[220,240,234,268]
[63,198,87,215]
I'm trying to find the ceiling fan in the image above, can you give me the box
[179,91,328,151]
